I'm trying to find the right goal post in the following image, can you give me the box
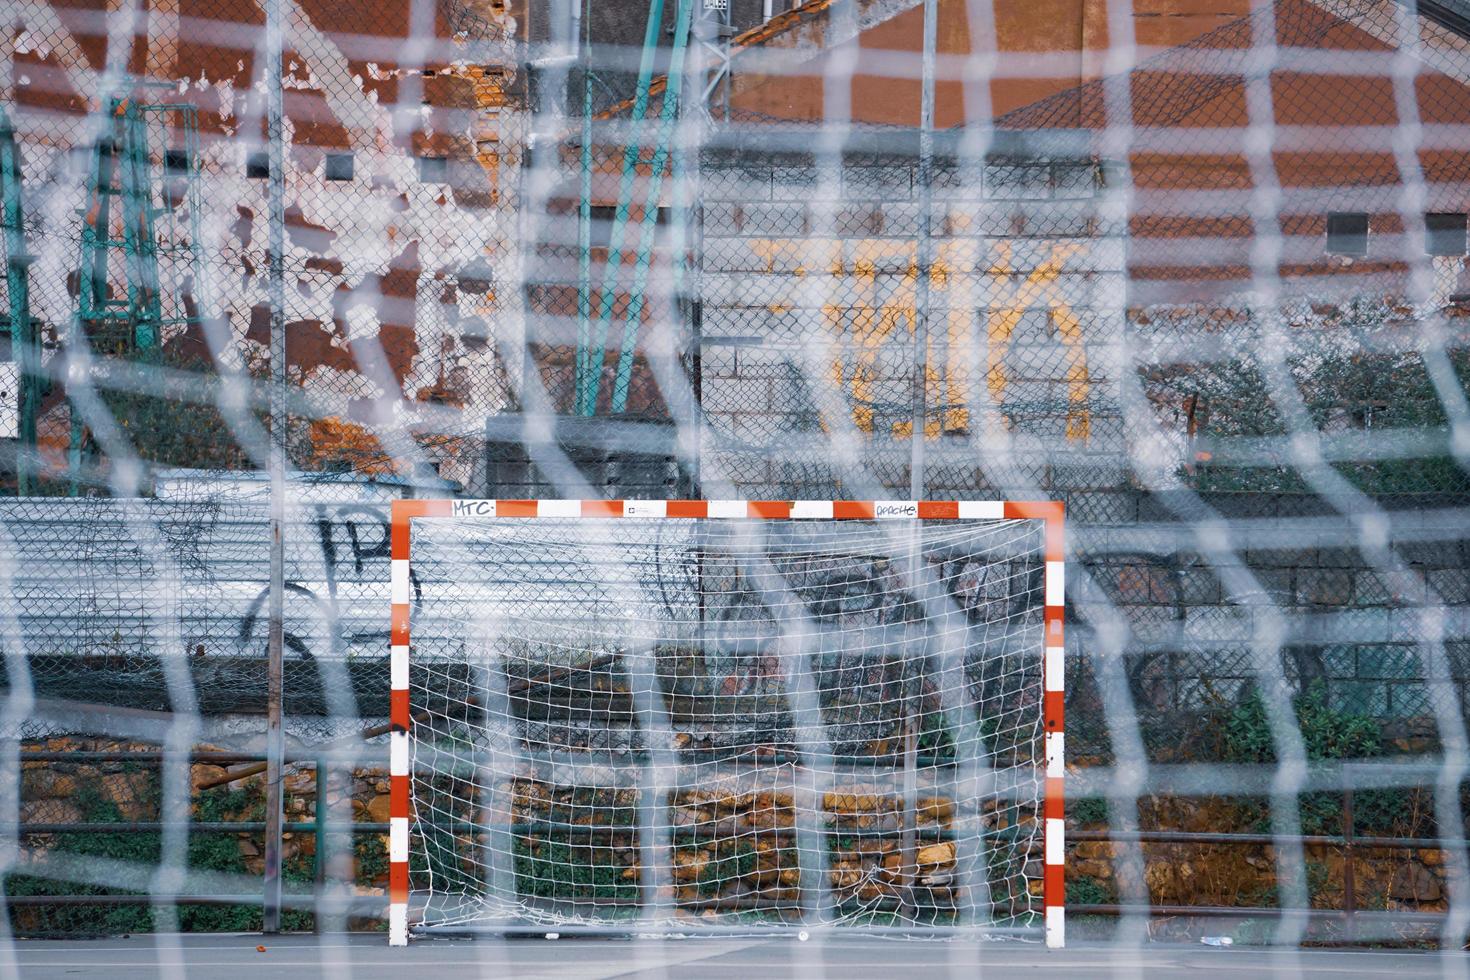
[388,499,1065,946]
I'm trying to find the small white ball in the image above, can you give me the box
[798,930,809,942]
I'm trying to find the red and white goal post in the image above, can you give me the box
[388,499,1065,947]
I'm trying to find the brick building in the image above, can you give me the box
[4,0,1467,495]
[2,0,524,488]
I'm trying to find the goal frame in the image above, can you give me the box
[387,498,1066,947]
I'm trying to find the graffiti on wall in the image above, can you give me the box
[744,237,1096,441]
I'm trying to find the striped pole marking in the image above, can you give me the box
[388,499,1064,948]
[388,500,449,946]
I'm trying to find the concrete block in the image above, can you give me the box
[700,347,741,379]
[700,270,808,307]
[772,166,820,200]
[1248,568,1295,600]
[702,202,742,234]
[1178,567,1223,605]
[878,203,926,238]
[1396,540,1463,568]
[1296,568,1354,607]
[1052,163,1099,200]
[1184,606,1253,643]
[986,163,1052,201]
[1319,607,1392,644]
[1387,683,1432,718]
[832,204,884,236]
[1356,644,1423,680]
[844,165,912,200]
[1429,568,1470,605]
[1330,680,1389,716]
[737,202,809,237]
[1018,200,1099,238]
[724,411,787,447]
[954,205,1027,237]
[1322,645,1357,679]
[702,244,766,274]
[706,170,773,203]
[1355,569,1424,606]
[931,164,986,200]
[1450,606,1470,640]
[1388,608,1437,643]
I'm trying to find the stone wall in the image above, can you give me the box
[16,731,1463,931]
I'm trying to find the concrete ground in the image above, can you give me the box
[7,933,1467,979]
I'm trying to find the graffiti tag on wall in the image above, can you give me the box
[744,237,1096,441]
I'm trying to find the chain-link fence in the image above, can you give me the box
[1,0,1470,952]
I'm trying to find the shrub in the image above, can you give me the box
[1222,682,1381,764]
[1066,875,1113,905]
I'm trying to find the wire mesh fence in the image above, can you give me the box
[0,0,1467,961]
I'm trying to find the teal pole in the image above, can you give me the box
[578,0,667,416]
[0,110,37,494]
[575,0,594,413]
[608,0,694,415]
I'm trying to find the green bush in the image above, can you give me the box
[1070,797,1108,825]
[1218,683,1439,836]
[698,841,757,897]
[1148,310,1470,494]
[1066,875,1113,906]
[8,779,316,935]
[512,838,637,902]
[1222,683,1381,764]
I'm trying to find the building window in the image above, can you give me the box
[324,153,355,182]
[417,155,448,183]
[1326,212,1369,256]
[588,204,668,249]
[245,150,270,180]
[1426,212,1467,256]
[164,148,191,175]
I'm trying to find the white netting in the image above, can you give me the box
[5,0,1470,966]
[404,515,1047,934]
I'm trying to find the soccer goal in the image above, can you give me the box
[388,499,1065,947]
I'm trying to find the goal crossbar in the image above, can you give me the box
[387,498,1065,947]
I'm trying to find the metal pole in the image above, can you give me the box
[908,0,937,501]
[1343,785,1356,941]
[575,0,592,415]
[902,3,937,918]
[899,652,919,921]
[262,0,288,935]
[0,113,36,495]
[8,253,34,495]
[313,758,327,934]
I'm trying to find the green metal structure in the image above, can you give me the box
[574,0,695,417]
[0,106,43,495]
[69,90,208,491]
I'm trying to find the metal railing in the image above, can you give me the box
[11,750,385,928]
[1068,784,1456,941]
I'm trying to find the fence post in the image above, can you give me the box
[314,757,327,934]
[261,0,288,934]
[1342,785,1356,942]
[908,0,938,501]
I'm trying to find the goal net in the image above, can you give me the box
[389,499,1064,945]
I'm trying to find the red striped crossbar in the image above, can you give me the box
[387,499,1065,948]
